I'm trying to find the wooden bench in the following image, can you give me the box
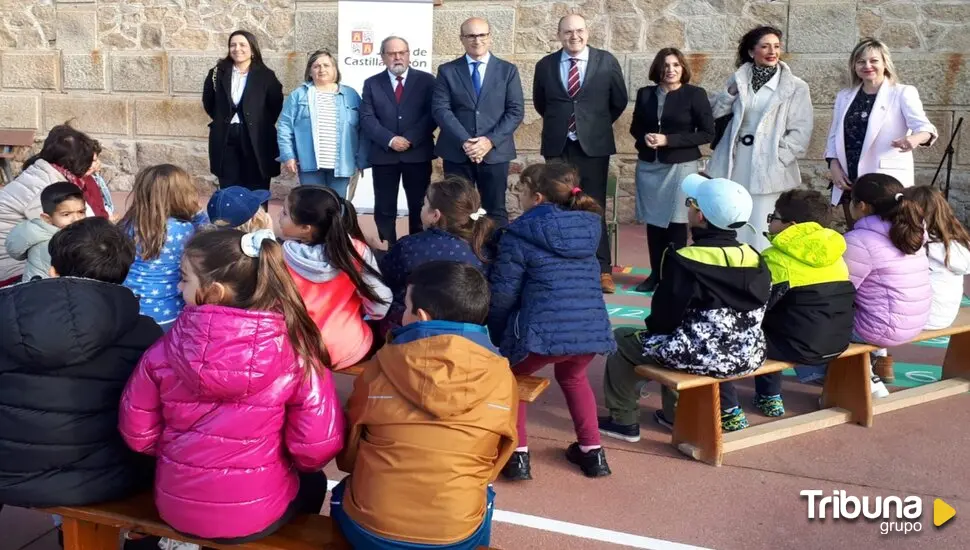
[634,308,970,466]
[45,492,351,549]
[0,129,35,184]
[338,364,551,403]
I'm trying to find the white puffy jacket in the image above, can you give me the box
[925,240,970,330]
[0,160,67,282]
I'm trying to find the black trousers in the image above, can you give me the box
[372,161,432,246]
[174,471,328,544]
[220,124,271,192]
[646,223,688,278]
[546,140,611,272]
[442,160,510,228]
[720,374,783,410]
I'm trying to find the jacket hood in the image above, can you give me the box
[769,222,847,268]
[927,240,970,275]
[507,204,601,259]
[283,241,341,283]
[6,219,58,258]
[0,278,142,369]
[165,304,296,400]
[377,321,508,418]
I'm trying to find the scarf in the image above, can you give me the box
[750,64,778,94]
[51,164,109,219]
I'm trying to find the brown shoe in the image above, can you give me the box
[873,356,895,384]
[600,273,615,294]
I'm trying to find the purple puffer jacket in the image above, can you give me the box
[843,215,931,347]
[119,305,345,540]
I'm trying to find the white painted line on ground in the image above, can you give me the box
[325,479,711,550]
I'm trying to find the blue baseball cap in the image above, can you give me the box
[681,173,753,230]
[207,186,271,228]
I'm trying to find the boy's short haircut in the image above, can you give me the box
[49,217,136,284]
[774,189,831,227]
[40,182,85,216]
[407,261,490,325]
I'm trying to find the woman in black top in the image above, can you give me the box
[629,48,714,293]
[203,30,284,191]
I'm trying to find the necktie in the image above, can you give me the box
[472,61,482,97]
[394,75,404,103]
[567,58,580,135]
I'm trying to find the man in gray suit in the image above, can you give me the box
[433,17,524,227]
[533,14,627,292]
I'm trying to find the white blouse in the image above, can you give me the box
[230,67,248,124]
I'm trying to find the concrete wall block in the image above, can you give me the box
[1,51,59,90]
[63,52,107,90]
[134,98,209,138]
[170,53,222,94]
[111,54,167,93]
[44,95,130,135]
[0,94,40,129]
[55,7,98,51]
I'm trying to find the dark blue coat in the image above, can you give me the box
[359,68,437,165]
[379,228,485,330]
[488,204,616,365]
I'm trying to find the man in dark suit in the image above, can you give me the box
[533,14,628,293]
[359,36,437,246]
[432,17,524,227]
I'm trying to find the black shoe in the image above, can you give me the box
[634,274,659,293]
[597,415,641,442]
[501,451,532,481]
[653,409,674,431]
[57,528,63,549]
[123,535,163,550]
[565,442,611,478]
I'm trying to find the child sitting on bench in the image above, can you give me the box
[119,229,344,544]
[5,182,87,282]
[756,189,856,407]
[599,174,771,440]
[333,261,517,550]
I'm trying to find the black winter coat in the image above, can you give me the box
[0,278,161,507]
[203,62,285,180]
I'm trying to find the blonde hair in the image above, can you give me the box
[121,164,200,260]
[234,209,274,233]
[849,38,898,87]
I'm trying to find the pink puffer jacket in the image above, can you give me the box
[119,305,344,540]
[843,215,931,347]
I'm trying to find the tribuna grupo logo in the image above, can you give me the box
[801,490,957,535]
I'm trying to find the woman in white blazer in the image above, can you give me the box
[707,25,814,250]
[825,38,937,221]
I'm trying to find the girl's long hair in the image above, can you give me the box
[287,186,386,304]
[909,185,970,267]
[520,161,603,215]
[184,230,330,372]
[426,175,494,262]
[851,173,925,255]
[121,164,200,260]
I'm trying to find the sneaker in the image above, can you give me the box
[720,406,749,432]
[597,416,641,442]
[634,275,658,294]
[870,375,890,399]
[501,451,532,481]
[752,394,785,417]
[653,409,674,431]
[600,273,616,294]
[873,356,895,384]
[565,443,611,478]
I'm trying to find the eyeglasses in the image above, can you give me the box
[685,197,699,209]
[461,33,490,41]
[766,212,787,224]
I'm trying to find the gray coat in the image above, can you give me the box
[5,218,58,283]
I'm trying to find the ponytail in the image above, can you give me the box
[851,173,924,255]
[426,175,495,262]
[252,239,331,373]
[535,161,603,215]
[288,186,387,305]
[184,230,331,374]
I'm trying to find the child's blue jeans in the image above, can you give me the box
[330,479,495,550]
[793,331,886,383]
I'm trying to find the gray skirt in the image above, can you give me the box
[634,159,699,227]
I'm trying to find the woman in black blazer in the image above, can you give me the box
[629,47,714,293]
[203,30,284,191]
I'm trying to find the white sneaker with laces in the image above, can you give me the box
[870,376,890,399]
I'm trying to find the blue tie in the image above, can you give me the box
[471,61,482,97]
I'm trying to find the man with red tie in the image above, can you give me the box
[533,15,628,293]
[360,36,437,246]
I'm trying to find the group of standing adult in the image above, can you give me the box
[198,20,938,295]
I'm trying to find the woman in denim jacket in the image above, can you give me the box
[277,50,366,198]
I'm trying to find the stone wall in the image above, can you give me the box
[0,0,968,222]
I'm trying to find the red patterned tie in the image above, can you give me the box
[567,58,580,135]
[394,76,404,103]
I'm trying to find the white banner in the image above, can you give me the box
[338,0,435,214]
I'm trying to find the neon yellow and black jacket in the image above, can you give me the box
[644,227,771,377]
[761,222,856,364]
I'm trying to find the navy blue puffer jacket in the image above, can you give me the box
[488,203,616,365]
